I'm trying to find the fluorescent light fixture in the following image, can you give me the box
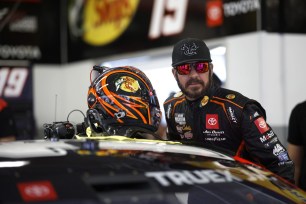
[210,46,227,83]
[101,56,150,67]
[210,46,227,55]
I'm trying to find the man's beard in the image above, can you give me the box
[176,73,213,100]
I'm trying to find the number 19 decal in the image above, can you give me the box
[0,67,28,97]
[149,0,188,39]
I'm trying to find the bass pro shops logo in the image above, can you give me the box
[82,0,139,46]
[115,76,140,93]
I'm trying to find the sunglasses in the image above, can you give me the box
[175,62,210,75]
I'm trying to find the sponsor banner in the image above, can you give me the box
[3,0,305,64]
[262,0,306,33]
[0,60,35,139]
[66,0,261,62]
[0,0,61,64]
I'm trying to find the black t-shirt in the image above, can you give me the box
[288,100,306,190]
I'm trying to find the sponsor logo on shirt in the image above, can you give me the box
[166,104,172,119]
[206,114,219,129]
[227,107,238,123]
[200,96,209,107]
[175,113,186,125]
[176,125,184,133]
[264,137,278,148]
[250,111,260,120]
[253,111,260,118]
[183,131,193,139]
[176,125,193,139]
[203,130,225,137]
[226,94,235,99]
[254,117,269,134]
[259,130,275,143]
[272,144,289,162]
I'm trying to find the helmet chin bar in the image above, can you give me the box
[86,108,106,134]
[86,108,162,139]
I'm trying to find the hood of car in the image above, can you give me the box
[0,137,305,204]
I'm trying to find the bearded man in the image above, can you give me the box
[163,38,294,183]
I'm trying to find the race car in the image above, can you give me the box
[0,136,306,204]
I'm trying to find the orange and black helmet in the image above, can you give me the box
[87,65,161,134]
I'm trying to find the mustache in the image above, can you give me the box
[186,78,204,87]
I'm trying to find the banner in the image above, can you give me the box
[0,0,61,64]
[66,0,261,62]
[0,60,35,140]
[1,0,305,64]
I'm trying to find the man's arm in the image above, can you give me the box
[287,143,303,185]
[240,103,294,183]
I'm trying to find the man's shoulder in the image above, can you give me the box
[163,91,185,105]
[212,87,251,105]
[212,87,266,116]
[291,100,306,115]
[295,100,306,110]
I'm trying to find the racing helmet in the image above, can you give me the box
[87,65,161,135]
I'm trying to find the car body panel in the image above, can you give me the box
[0,137,305,204]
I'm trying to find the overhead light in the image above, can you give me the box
[210,46,226,55]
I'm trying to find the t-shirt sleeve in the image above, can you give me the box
[287,103,305,145]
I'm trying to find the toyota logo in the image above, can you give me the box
[259,121,266,128]
[208,118,217,125]
[25,185,50,198]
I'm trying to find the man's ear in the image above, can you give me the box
[172,68,176,76]
[172,68,178,80]
[209,63,214,76]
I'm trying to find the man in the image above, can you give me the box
[287,101,306,190]
[163,38,294,182]
[0,98,16,142]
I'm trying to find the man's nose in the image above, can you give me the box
[188,66,199,77]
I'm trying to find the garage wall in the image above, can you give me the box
[33,31,306,145]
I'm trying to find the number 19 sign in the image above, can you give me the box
[0,67,29,98]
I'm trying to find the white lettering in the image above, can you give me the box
[149,0,188,39]
[145,172,171,186]
[0,68,9,96]
[0,68,28,97]
[9,16,38,33]
[0,45,41,60]
[201,170,226,183]
[145,169,241,187]
[183,170,210,184]
[168,171,193,185]
[223,0,260,17]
